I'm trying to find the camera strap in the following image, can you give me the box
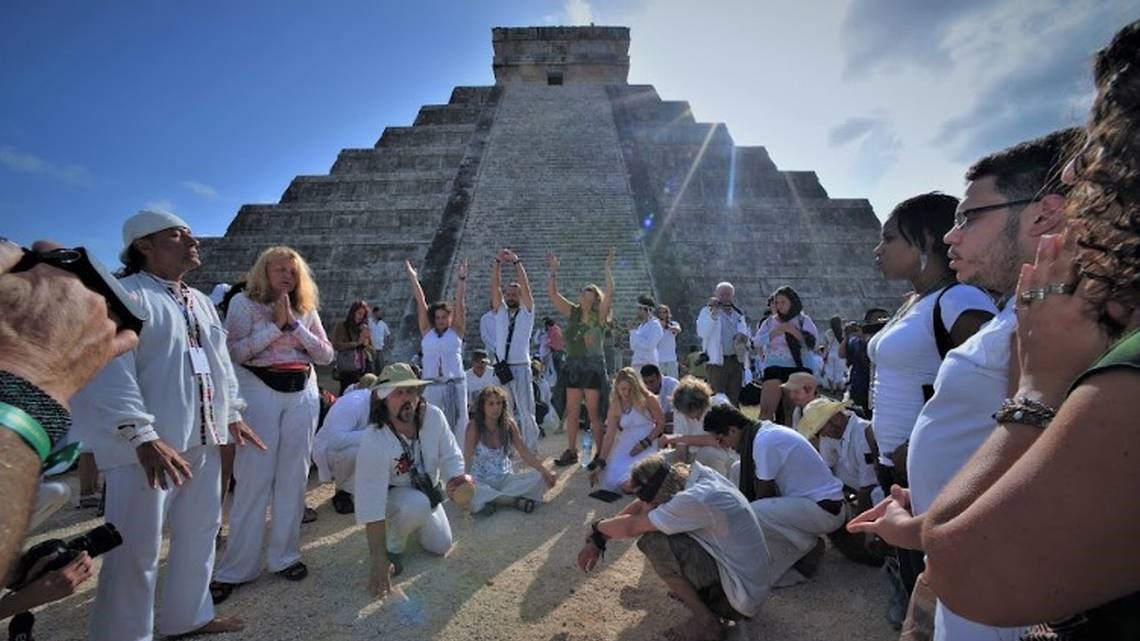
[392,425,424,477]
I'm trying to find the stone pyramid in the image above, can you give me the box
[191,26,903,358]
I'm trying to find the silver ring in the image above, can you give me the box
[1043,282,1076,295]
[1019,288,1048,303]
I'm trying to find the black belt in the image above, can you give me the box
[242,364,311,393]
[817,499,844,515]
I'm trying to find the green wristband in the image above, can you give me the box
[0,401,51,462]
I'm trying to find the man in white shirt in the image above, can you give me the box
[695,282,749,406]
[629,295,664,370]
[658,377,737,479]
[639,364,679,416]
[576,455,769,640]
[368,306,392,374]
[489,248,540,451]
[704,404,845,588]
[355,363,472,596]
[780,372,819,430]
[313,387,372,514]
[798,398,879,502]
[848,129,1076,641]
[70,209,265,641]
[464,349,496,405]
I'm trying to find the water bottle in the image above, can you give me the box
[580,429,593,469]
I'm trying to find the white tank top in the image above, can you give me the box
[421,328,464,379]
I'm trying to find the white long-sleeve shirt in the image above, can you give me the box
[354,404,465,524]
[224,292,334,367]
[70,272,245,471]
[313,388,371,482]
[629,317,664,367]
[696,305,748,366]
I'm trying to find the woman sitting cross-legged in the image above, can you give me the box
[589,367,665,493]
[464,386,557,515]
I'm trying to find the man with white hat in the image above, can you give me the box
[355,363,474,599]
[781,372,819,431]
[70,209,265,641]
[797,398,881,506]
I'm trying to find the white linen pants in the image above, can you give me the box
[215,370,319,582]
[659,361,679,379]
[90,446,221,641]
[327,440,362,493]
[425,378,468,446]
[751,496,845,587]
[503,363,539,452]
[386,486,453,555]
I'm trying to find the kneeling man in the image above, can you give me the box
[704,405,845,587]
[577,455,769,641]
[355,363,473,597]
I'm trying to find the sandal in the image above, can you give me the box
[553,449,579,467]
[387,552,404,577]
[474,504,496,517]
[276,561,308,582]
[301,507,318,523]
[513,497,536,514]
[209,580,236,605]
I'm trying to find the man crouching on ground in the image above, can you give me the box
[576,455,770,640]
[355,363,475,599]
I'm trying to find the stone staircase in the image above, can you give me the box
[607,85,904,347]
[190,86,500,345]
[444,83,658,350]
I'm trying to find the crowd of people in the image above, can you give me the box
[0,18,1137,641]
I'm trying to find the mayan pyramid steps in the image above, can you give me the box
[191,26,902,358]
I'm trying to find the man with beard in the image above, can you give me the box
[489,248,540,451]
[355,363,473,596]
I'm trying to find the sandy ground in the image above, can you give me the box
[24,432,895,641]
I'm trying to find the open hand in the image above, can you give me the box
[545,252,559,273]
[847,485,919,549]
[136,439,193,490]
[404,260,418,280]
[229,420,267,451]
[577,542,602,573]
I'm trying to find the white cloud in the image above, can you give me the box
[143,199,177,213]
[0,145,93,186]
[612,0,1112,219]
[181,180,221,199]
[564,0,594,25]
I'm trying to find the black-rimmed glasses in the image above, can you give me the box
[952,198,1040,229]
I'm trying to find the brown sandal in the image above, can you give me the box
[276,561,308,581]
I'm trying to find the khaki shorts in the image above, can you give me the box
[637,532,746,621]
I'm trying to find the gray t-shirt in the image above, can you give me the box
[648,462,771,617]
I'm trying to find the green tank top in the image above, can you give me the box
[565,304,606,358]
[1068,327,1140,393]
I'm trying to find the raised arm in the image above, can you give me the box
[545,252,573,317]
[405,260,429,335]
[452,258,468,338]
[508,249,534,311]
[490,251,503,313]
[598,248,616,323]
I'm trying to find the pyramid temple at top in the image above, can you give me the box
[191,26,903,357]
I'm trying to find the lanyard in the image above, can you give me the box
[147,273,202,347]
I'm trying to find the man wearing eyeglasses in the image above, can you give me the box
[847,128,1083,641]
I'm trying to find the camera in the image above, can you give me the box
[11,247,148,334]
[7,524,122,591]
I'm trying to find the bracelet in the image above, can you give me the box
[0,402,51,462]
[0,370,70,447]
[639,437,652,449]
[590,519,609,553]
[993,397,1057,429]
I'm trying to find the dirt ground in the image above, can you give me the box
[24,433,895,641]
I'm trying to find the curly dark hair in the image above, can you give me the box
[470,386,512,453]
[370,393,427,430]
[1070,20,1140,330]
[426,301,453,327]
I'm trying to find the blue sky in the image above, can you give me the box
[1,0,1128,267]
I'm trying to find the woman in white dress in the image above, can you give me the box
[589,367,666,492]
[464,386,556,514]
[406,259,469,443]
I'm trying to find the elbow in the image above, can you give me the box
[922,524,1022,626]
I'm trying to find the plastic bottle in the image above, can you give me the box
[580,429,593,469]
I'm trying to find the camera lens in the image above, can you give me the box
[68,524,122,559]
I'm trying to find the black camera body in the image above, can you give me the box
[7,524,122,591]
[11,247,147,334]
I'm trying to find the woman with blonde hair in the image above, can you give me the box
[464,386,556,515]
[589,367,665,492]
[546,249,615,467]
[212,246,333,602]
[406,258,469,443]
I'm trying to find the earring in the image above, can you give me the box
[919,253,929,271]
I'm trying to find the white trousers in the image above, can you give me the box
[215,370,318,582]
[503,364,539,453]
[386,486,453,555]
[90,446,221,641]
[751,496,845,587]
[424,379,468,446]
[327,441,361,493]
[659,361,679,379]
